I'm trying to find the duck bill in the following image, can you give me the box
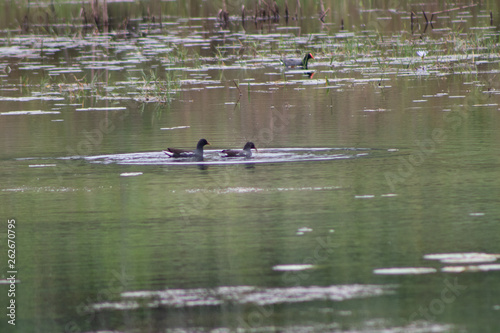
[253,148,258,153]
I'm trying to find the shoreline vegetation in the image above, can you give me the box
[0,1,499,107]
[1,1,498,33]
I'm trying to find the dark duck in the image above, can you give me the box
[221,142,257,158]
[163,139,210,160]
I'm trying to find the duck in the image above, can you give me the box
[221,142,257,158]
[281,53,314,69]
[163,139,210,160]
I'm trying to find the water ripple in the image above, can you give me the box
[84,148,368,166]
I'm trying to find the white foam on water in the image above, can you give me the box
[75,106,127,111]
[272,264,314,271]
[120,172,143,177]
[424,252,499,264]
[1,110,61,115]
[373,267,437,275]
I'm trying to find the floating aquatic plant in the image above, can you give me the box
[135,68,180,104]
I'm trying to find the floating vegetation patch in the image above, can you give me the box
[355,194,376,199]
[119,172,143,177]
[441,264,500,273]
[424,252,500,264]
[184,186,341,195]
[1,186,91,193]
[185,187,265,194]
[0,110,61,116]
[375,253,500,275]
[160,126,190,130]
[75,106,127,112]
[0,96,65,102]
[159,321,455,333]
[272,264,315,271]
[373,267,437,275]
[90,284,395,311]
[469,212,486,216]
[296,227,313,234]
[28,164,57,168]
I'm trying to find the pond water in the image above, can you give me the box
[1,1,500,332]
